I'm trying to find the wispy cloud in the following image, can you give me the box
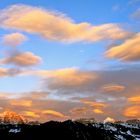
[124,106,140,118]
[2,32,27,47]
[128,96,140,103]
[105,33,140,61]
[128,0,140,5]
[0,4,130,43]
[0,52,42,67]
[112,5,120,11]
[131,8,140,20]
[10,99,32,107]
[42,110,65,118]
[101,84,125,93]
[93,109,104,114]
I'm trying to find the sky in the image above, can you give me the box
[0,0,140,122]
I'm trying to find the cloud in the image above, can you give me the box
[22,110,66,120]
[93,109,104,114]
[124,106,140,117]
[112,5,120,11]
[0,91,74,122]
[128,96,140,103]
[2,32,27,47]
[101,84,125,93]
[0,68,8,77]
[10,99,32,107]
[21,110,66,120]
[0,68,25,77]
[0,4,130,43]
[20,66,140,101]
[33,66,140,121]
[34,68,98,92]
[24,92,48,100]
[0,66,139,121]
[106,33,140,61]
[42,110,65,118]
[131,8,140,19]
[0,52,42,67]
[70,107,88,115]
[1,66,139,100]
[0,90,135,121]
[70,106,105,119]
[0,91,107,121]
[0,92,20,99]
[22,111,40,118]
[0,68,22,77]
[128,0,140,5]
[81,100,107,108]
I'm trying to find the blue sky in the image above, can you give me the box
[0,0,140,121]
[0,0,135,93]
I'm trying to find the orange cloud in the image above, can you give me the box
[42,110,65,118]
[70,107,88,115]
[2,32,27,47]
[101,84,125,93]
[0,68,24,77]
[128,96,140,103]
[106,33,140,61]
[0,92,24,99]
[81,100,107,108]
[22,111,40,118]
[25,92,48,99]
[0,52,42,66]
[0,68,8,77]
[93,109,104,114]
[0,93,14,99]
[0,4,130,43]
[10,99,32,107]
[124,106,140,117]
[33,68,97,87]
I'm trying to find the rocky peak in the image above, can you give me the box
[0,110,27,124]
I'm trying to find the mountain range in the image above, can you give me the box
[0,111,140,140]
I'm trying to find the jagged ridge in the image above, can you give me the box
[0,120,139,140]
[0,111,26,124]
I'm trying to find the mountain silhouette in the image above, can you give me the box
[0,119,139,140]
